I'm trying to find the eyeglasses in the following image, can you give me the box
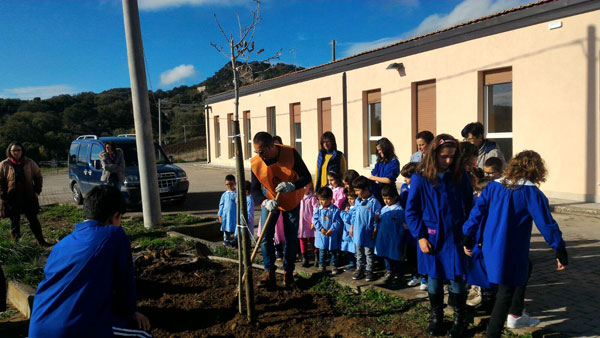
[484,171,497,176]
[10,149,22,153]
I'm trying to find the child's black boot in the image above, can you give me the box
[427,292,444,336]
[449,292,468,338]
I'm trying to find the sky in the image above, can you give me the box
[0,0,532,100]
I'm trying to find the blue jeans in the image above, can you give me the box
[427,277,467,295]
[355,245,374,272]
[384,258,401,273]
[108,173,122,190]
[347,252,356,267]
[260,205,300,273]
[319,249,338,267]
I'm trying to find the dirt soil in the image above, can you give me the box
[136,257,427,338]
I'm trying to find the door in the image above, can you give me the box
[76,142,91,194]
[88,143,104,188]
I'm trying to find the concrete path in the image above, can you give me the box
[38,163,600,337]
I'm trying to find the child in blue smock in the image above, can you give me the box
[340,190,357,271]
[313,186,343,275]
[369,137,400,204]
[245,180,255,236]
[218,174,237,247]
[405,134,473,338]
[374,184,405,284]
[463,150,568,338]
[350,176,382,282]
[399,162,425,289]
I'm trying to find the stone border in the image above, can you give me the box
[7,282,35,319]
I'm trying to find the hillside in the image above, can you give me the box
[0,62,301,162]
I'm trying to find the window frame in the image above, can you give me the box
[266,106,276,136]
[214,116,221,158]
[289,102,302,156]
[482,67,513,160]
[363,89,382,167]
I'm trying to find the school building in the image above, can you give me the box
[205,0,600,203]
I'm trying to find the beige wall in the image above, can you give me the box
[207,10,600,202]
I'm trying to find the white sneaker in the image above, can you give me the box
[506,312,540,329]
[407,277,420,287]
[466,286,482,306]
[419,278,428,291]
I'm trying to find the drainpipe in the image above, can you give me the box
[342,72,348,160]
[205,105,212,163]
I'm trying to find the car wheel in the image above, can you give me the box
[72,183,83,205]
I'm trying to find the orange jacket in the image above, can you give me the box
[251,145,304,211]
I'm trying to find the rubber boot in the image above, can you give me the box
[449,292,468,338]
[475,288,496,315]
[427,292,444,336]
[283,271,296,289]
[301,253,310,268]
[258,270,276,288]
[314,249,320,268]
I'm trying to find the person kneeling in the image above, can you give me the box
[29,185,151,338]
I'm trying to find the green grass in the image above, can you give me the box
[310,276,411,317]
[161,213,215,227]
[0,218,47,286]
[39,204,83,224]
[137,236,194,251]
[212,245,239,259]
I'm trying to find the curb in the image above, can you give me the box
[549,204,600,218]
[7,282,35,319]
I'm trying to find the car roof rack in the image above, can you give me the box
[117,134,136,138]
[76,135,98,140]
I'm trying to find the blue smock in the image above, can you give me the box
[375,201,405,261]
[246,195,255,235]
[463,179,566,286]
[29,220,136,338]
[218,190,237,233]
[340,207,356,253]
[405,171,473,280]
[370,157,400,203]
[313,204,342,250]
[351,195,382,248]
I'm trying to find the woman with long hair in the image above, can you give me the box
[405,134,473,337]
[0,141,51,246]
[314,132,347,190]
[369,137,400,204]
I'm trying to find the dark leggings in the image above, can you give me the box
[486,260,533,338]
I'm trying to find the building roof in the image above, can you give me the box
[206,0,598,104]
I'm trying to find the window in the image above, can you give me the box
[227,113,234,158]
[243,111,252,159]
[317,98,332,141]
[214,116,221,158]
[412,80,437,152]
[69,143,79,165]
[483,68,512,160]
[90,144,103,169]
[266,106,276,135]
[77,143,89,165]
[363,90,381,166]
[290,103,302,155]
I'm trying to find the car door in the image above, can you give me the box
[76,142,91,194]
[88,143,104,189]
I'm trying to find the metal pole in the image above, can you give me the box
[331,40,336,62]
[122,0,161,228]
[158,98,162,146]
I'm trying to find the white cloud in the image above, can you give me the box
[160,64,197,86]
[0,84,76,100]
[138,0,243,11]
[343,0,527,57]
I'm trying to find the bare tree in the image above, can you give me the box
[210,0,279,323]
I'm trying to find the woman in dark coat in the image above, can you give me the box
[314,132,347,190]
[0,141,50,246]
[369,137,400,204]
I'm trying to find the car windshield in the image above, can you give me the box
[110,141,170,167]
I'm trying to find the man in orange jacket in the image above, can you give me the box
[250,132,311,289]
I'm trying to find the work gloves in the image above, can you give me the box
[263,199,279,212]
[275,182,295,193]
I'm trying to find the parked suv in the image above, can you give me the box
[68,135,189,207]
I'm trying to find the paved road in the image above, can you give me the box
[39,163,600,337]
